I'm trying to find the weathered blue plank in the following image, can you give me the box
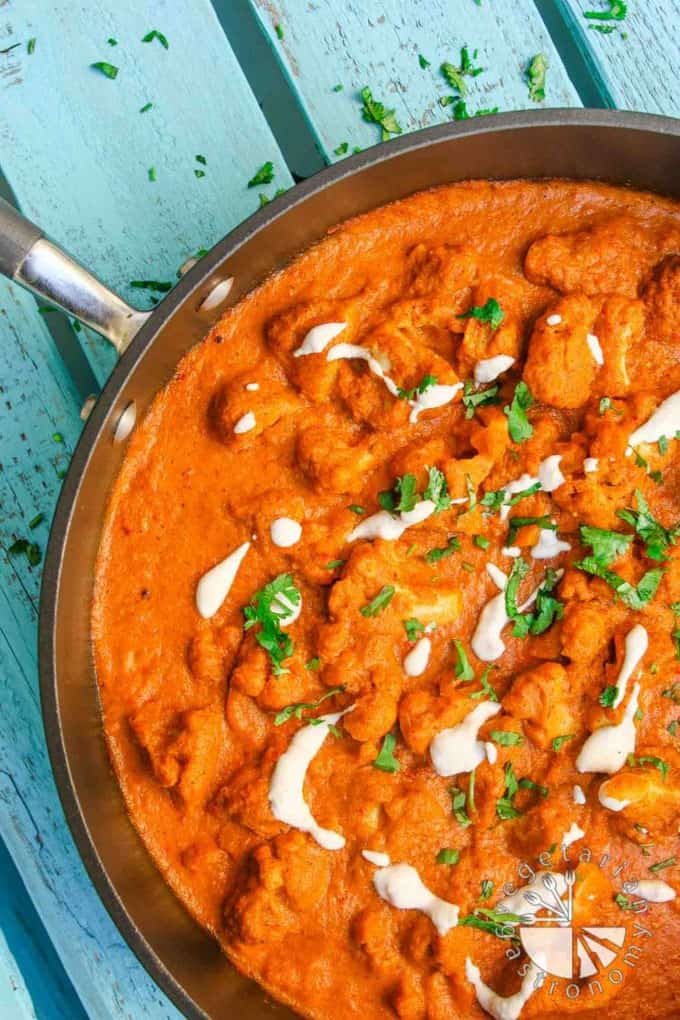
[560,0,680,115]
[0,0,293,387]
[245,0,581,162]
[0,277,184,1018]
[558,0,680,115]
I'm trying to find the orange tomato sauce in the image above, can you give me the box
[93,180,680,1019]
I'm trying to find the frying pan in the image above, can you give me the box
[1,109,679,1020]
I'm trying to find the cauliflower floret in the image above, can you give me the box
[503,662,578,750]
[560,602,613,664]
[523,295,602,408]
[598,763,680,838]
[187,622,241,689]
[643,254,680,345]
[209,370,304,446]
[353,907,400,973]
[296,424,384,494]
[593,295,644,396]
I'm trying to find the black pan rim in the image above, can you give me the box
[38,108,680,1020]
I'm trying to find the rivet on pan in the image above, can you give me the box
[80,394,97,422]
[198,277,234,312]
[113,401,137,443]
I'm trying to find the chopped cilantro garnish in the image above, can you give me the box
[481,489,506,512]
[440,45,483,97]
[462,380,500,419]
[305,657,321,671]
[452,99,499,119]
[243,573,301,674]
[28,513,44,530]
[325,559,345,570]
[423,465,452,512]
[526,53,549,102]
[27,37,36,54]
[458,297,505,330]
[248,161,274,187]
[507,515,555,546]
[194,169,206,179]
[450,786,472,827]
[599,685,619,708]
[7,538,41,566]
[505,559,563,636]
[473,534,491,549]
[504,381,534,443]
[668,720,679,736]
[404,618,425,642]
[588,22,617,32]
[649,856,676,873]
[459,908,523,939]
[195,155,207,165]
[141,29,169,48]
[479,879,494,900]
[275,23,284,39]
[397,373,438,401]
[332,83,343,92]
[425,536,460,563]
[148,166,156,182]
[627,754,669,782]
[584,0,627,20]
[360,585,395,617]
[575,558,664,610]
[470,665,499,702]
[379,474,418,513]
[462,561,475,572]
[107,37,117,46]
[139,102,153,113]
[490,730,524,747]
[274,686,343,725]
[663,683,680,704]
[333,141,349,156]
[436,847,460,865]
[348,504,365,515]
[496,762,521,819]
[579,524,632,566]
[616,489,680,561]
[615,893,635,910]
[518,777,549,797]
[659,436,669,456]
[599,396,612,415]
[453,639,474,681]
[418,54,430,69]
[552,733,575,752]
[359,86,402,141]
[374,732,400,772]
[91,61,118,79]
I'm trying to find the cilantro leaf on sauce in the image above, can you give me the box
[599,685,619,708]
[496,762,521,819]
[423,466,452,512]
[470,665,499,702]
[457,297,505,330]
[617,489,680,561]
[627,754,669,782]
[450,786,472,827]
[404,618,425,642]
[378,473,418,513]
[453,639,475,681]
[507,515,555,546]
[504,381,534,443]
[359,86,402,141]
[649,856,676,873]
[274,686,344,725]
[397,373,438,400]
[552,733,575,752]
[526,53,549,102]
[243,574,301,674]
[459,908,523,939]
[479,880,494,900]
[518,777,549,797]
[247,161,275,187]
[360,585,395,617]
[462,380,500,419]
[490,730,524,747]
[373,732,400,772]
[575,558,664,610]
[504,558,562,637]
[436,847,460,865]
[579,524,633,566]
[425,536,460,563]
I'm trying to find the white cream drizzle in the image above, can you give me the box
[474,355,515,384]
[362,850,391,867]
[573,784,586,805]
[562,822,585,849]
[245,382,260,391]
[347,499,435,543]
[597,783,630,812]
[271,591,302,627]
[293,321,346,357]
[611,624,648,709]
[502,546,521,558]
[586,333,604,366]
[373,864,459,935]
[269,708,351,850]
[576,682,640,775]
[546,314,562,326]
[497,456,564,523]
[627,389,680,452]
[327,343,400,395]
[233,411,256,434]
[583,457,599,473]
[270,517,302,548]
[634,879,676,903]
[430,701,502,776]
[408,382,463,423]
[471,563,563,663]
[485,741,498,764]
[403,636,431,677]
[195,541,250,619]
[531,529,571,560]
[466,958,544,1020]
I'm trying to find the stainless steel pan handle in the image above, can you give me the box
[0,197,150,354]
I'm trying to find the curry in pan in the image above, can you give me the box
[93,180,680,1019]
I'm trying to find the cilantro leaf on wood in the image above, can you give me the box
[91,61,118,79]
[141,29,169,48]
[8,538,41,566]
[374,732,400,772]
[458,298,505,330]
[360,585,395,617]
[359,86,402,141]
[584,0,627,20]
[440,45,484,97]
[526,53,549,102]
[504,381,534,443]
[248,161,275,187]
[243,574,301,674]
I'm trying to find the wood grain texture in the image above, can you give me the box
[246,0,581,162]
[0,278,183,1018]
[561,0,680,113]
[0,0,292,387]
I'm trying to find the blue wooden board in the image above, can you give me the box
[0,0,679,1017]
